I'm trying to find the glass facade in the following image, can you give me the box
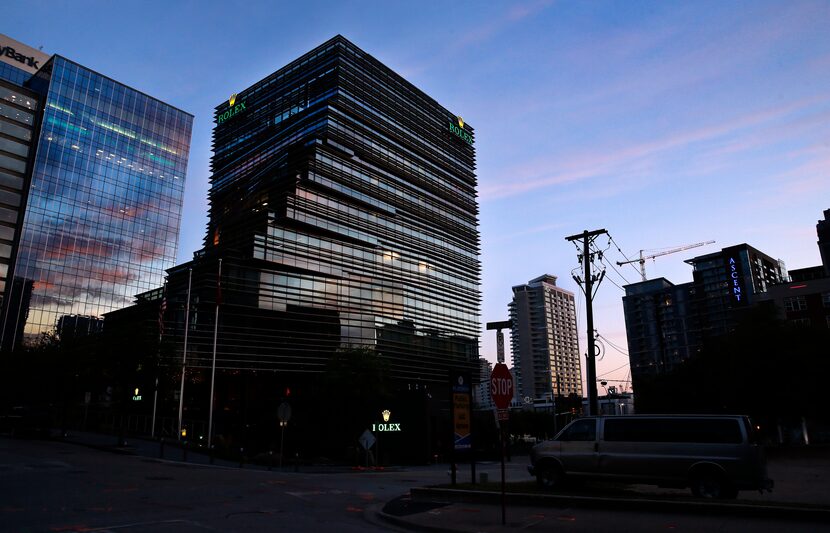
[0,62,33,86]
[166,36,480,383]
[0,56,192,349]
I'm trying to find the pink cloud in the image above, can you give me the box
[480,93,830,200]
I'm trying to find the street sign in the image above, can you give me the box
[278,402,292,423]
[451,373,472,451]
[359,429,376,450]
[497,409,509,421]
[490,363,514,410]
[496,330,505,363]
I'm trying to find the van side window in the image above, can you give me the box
[604,418,742,444]
[559,419,596,441]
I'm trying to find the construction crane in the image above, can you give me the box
[617,240,715,282]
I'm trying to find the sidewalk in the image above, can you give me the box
[377,446,830,532]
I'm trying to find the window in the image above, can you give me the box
[784,296,807,312]
[559,419,596,441]
[604,418,742,443]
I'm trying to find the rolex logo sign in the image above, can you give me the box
[218,93,246,125]
[448,115,473,145]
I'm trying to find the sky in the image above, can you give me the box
[6,0,830,395]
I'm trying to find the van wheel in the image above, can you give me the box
[536,463,564,490]
[690,471,736,499]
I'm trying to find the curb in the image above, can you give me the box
[376,510,458,533]
[411,487,830,522]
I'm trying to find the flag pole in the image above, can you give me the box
[208,259,222,448]
[177,267,193,440]
[151,281,167,438]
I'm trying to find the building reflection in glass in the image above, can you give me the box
[1,57,192,349]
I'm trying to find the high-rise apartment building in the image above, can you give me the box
[509,274,582,402]
[0,34,192,350]
[163,36,480,384]
[623,243,787,388]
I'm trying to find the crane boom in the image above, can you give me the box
[617,240,715,282]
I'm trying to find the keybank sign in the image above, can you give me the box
[448,116,473,145]
[217,93,247,125]
[0,45,40,69]
[0,34,51,76]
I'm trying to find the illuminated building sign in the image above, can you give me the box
[217,93,246,124]
[372,409,402,432]
[132,387,142,401]
[728,256,744,303]
[448,116,473,145]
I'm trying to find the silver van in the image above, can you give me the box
[528,415,773,499]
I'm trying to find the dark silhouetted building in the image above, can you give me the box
[623,244,786,388]
[761,209,830,330]
[163,35,480,384]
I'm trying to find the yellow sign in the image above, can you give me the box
[382,409,391,422]
[457,116,464,128]
[229,93,237,106]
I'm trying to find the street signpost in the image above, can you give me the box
[278,402,291,469]
[490,363,514,526]
[359,429,376,467]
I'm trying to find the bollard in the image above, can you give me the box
[182,441,188,462]
[159,437,165,459]
[294,452,299,473]
[209,445,215,465]
[239,448,244,468]
[268,450,273,471]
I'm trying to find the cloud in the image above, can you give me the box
[398,0,554,77]
[479,93,830,201]
[487,222,568,244]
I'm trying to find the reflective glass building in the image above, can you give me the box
[165,35,480,383]
[0,37,192,350]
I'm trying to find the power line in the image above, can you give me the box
[599,360,630,376]
[596,332,629,356]
[607,232,643,278]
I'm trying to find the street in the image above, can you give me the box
[0,436,416,532]
[2,436,829,532]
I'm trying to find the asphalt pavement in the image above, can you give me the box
[22,430,830,532]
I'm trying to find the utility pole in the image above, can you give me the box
[565,229,607,416]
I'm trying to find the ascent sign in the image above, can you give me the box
[490,363,514,410]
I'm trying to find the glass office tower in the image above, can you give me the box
[0,55,192,349]
[166,35,480,383]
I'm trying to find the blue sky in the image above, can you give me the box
[7,0,830,392]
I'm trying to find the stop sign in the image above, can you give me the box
[490,363,514,409]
